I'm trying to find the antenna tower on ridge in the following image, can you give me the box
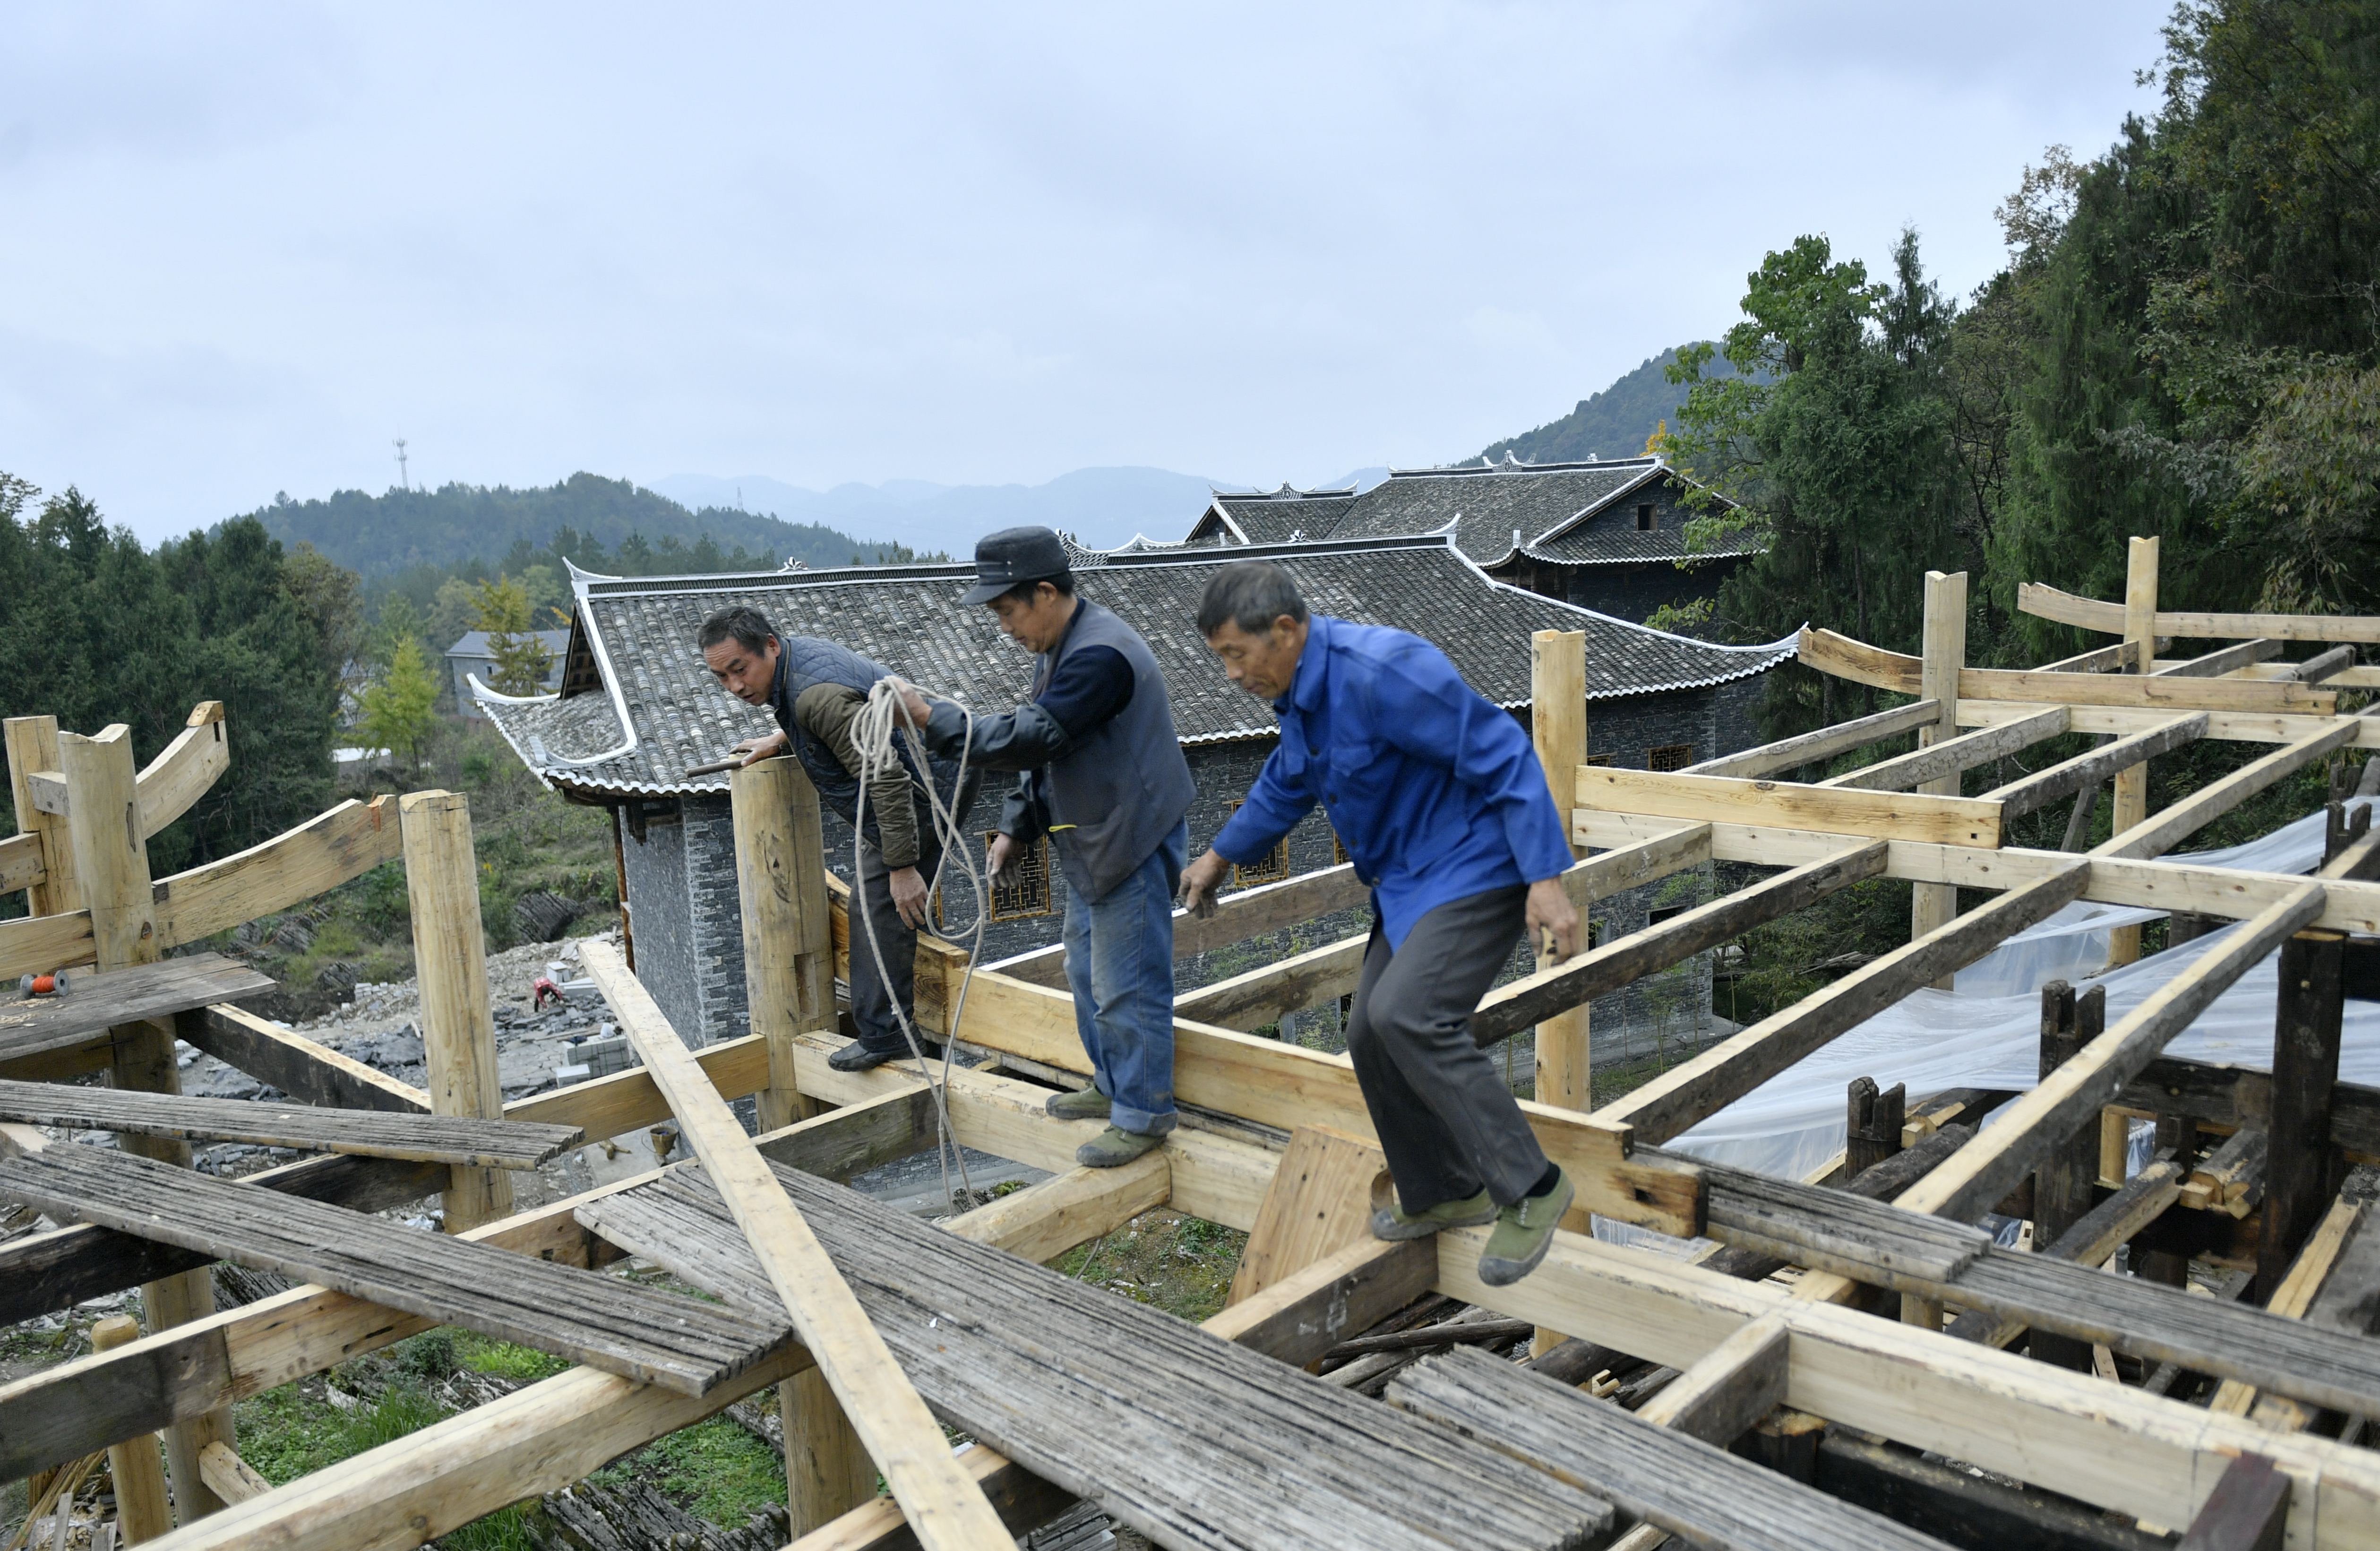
[394,439,411,491]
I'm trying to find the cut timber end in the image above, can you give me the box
[576,938,1017,1551]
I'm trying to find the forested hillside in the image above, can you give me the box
[1477,346,1747,465]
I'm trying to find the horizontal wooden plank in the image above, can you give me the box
[1576,765,2002,847]
[0,1078,581,1168]
[2153,639,2283,678]
[1982,715,2209,819]
[1801,627,2339,713]
[1820,707,2068,793]
[1683,700,1941,780]
[0,832,43,895]
[0,954,275,1065]
[2093,720,2363,861]
[501,1030,772,1137]
[2019,583,2380,645]
[176,1004,432,1114]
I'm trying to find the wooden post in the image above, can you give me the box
[399,790,512,1232]
[729,758,867,1529]
[60,725,231,1522]
[1845,1077,1904,1179]
[1912,571,1966,984]
[734,756,833,1130]
[5,715,80,915]
[1529,629,1590,1110]
[90,1314,174,1543]
[2110,537,2159,965]
[2257,931,2346,1303]
[2030,981,2095,1370]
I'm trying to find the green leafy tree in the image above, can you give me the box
[471,577,553,696]
[359,637,439,768]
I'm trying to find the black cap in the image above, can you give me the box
[962,526,1071,606]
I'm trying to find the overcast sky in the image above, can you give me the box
[2,2,2169,543]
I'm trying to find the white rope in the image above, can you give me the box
[848,676,988,1213]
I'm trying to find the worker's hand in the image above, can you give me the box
[888,865,931,930]
[1526,877,1581,963]
[730,731,789,767]
[987,832,1019,878]
[1177,849,1230,919]
[896,686,933,730]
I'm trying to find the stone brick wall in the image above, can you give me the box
[617,801,699,1044]
[617,795,752,1049]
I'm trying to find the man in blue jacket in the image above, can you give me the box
[1177,561,1581,1286]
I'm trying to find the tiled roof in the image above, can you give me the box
[477,533,1796,799]
[1323,456,1664,562]
[1200,485,1360,545]
[1520,512,1767,568]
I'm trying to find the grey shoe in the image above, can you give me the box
[1077,1125,1163,1169]
[1369,1188,1497,1242]
[1046,1086,1112,1121]
[828,1040,901,1073]
[1477,1169,1575,1287]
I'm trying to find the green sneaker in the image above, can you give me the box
[1369,1188,1496,1242]
[1046,1086,1111,1122]
[1477,1169,1574,1287]
[1077,1125,1163,1169]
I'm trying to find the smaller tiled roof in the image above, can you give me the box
[477,533,1796,800]
[1196,484,1360,545]
[1325,455,1667,562]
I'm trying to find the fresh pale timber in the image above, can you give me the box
[1894,882,2327,1224]
[0,1078,582,1167]
[1909,569,1969,964]
[1797,625,2340,713]
[0,831,46,896]
[133,703,229,841]
[2094,721,2365,862]
[400,790,511,1232]
[1631,1311,1789,1447]
[1576,765,2001,847]
[172,1004,430,1114]
[1982,715,2208,819]
[732,757,834,1132]
[6,714,79,916]
[1684,699,1940,780]
[1819,706,2066,793]
[577,1161,1612,1551]
[1598,863,2088,1143]
[0,1142,782,1395]
[1471,842,1889,1046]
[578,939,1015,1551]
[91,1313,175,1542]
[1531,628,1593,1111]
[2042,638,2149,673]
[1226,1123,1385,1304]
[0,955,274,1068]
[196,1440,272,1506]
[1386,1346,1954,1551]
[2018,582,2380,645]
[943,1152,1170,1267]
[996,861,1378,989]
[2156,639,2284,678]
[1174,931,1366,1031]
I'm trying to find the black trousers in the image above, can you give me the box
[1345,884,1552,1212]
[848,826,944,1054]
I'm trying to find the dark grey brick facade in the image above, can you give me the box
[618,794,751,1048]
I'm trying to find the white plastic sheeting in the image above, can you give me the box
[1661,798,2377,1183]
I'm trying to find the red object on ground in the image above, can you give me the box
[532,975,563,1012]
[29,974,56,995]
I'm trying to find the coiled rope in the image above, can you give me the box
[847,677,987,1213]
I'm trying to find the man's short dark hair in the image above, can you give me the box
[697,605,775,656]
[1197,562,1308,638]
[999,573,1075,606]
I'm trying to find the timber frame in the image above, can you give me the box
[10,539,2380,1549]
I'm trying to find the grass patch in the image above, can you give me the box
[591,1415,787,1526]
[1053,1208,1246,1323]
[454,1330,570,1383]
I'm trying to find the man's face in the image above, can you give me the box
[987,582,1073,654]
[1206,616,1309,701]
[703,634,780,705]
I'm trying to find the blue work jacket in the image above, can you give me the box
[1210,614,1575,950]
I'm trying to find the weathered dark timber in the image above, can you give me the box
[2032,981,2101,1370]
[0,1149,442,1325]
[1227,1240,1438,1370]
[2177,1452,2288,1551]
[1983,715,2209,819]
[1670,1149,2380,1416]
[0,954,274,1066]
[1471,843,1889,1047]
[1385,1347,1958,1551]
[578,1164,1611,1551]
[0,1145,782,1396]
[0,1079,582,1167]
[1823,707,2066,793]
[0,1314,240,1483]
[1321,1318,1535,1359]
[2260,932,2346,1302]
[2160,638,2284,678]
[2303,1203,2380,1337]
[1813,1433,2173,1551]
[1943,1156,2190,1348]
[173,1004,430,1113]
[1682,699,1940,780]
[1846,1077,1905,1180]
[2117,1054,2380,1155]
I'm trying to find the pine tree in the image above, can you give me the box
[360,637,438,768]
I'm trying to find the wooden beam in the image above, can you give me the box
[2154,639,2282,679]
[1174,930,1366,1031]
[91,1313,174,1542]
[1892,883,2327,1224]
[0,1078,580,1167]
[134,702,229,840]
[1981,715,2208,820]
[1910,570,1969,968]
[2260,933,2346,1302]
[2177,1453,2289,1551]
[2212,1198,2364,1419]
[1473,842,1888,1047]
[173,1004,432,1114]
[1943,1156,2191,1348]
[146,794,401,954]
[1597,863,2090,1144]
[733,757,834,1132]
[1203,1236,1438,1367]
[1798,626,2339,714]
[942,1151,1171,1266]
[993,859,1379,988]
[1576,765,2002,847]
[1631,1310,1790,1448]
[399,791,511,1232]
[6,715,80,915]
[1531,629,1592,1109]
[2280,644,2357,684]
[1820,706,2065,793]
[1227,1124,1387,1305]
[1684,699,1941,781]
[0,831,43,896]
[2037,638,2148,673]
[2092,719,2363,861]
[2019,581,2380,645]
[196,1442,272,1507]
[579,938,1014,1551]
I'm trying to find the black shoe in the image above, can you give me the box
[828,1041,902,1073]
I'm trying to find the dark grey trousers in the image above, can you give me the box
[848,827,944,1055]
[1346,884,1551,1212]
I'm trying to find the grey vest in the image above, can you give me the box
[1033,601,1196,902]
[768,636,971,849]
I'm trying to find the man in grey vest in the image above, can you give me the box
[900,527,1197,1168]
[698,605,974,1073]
